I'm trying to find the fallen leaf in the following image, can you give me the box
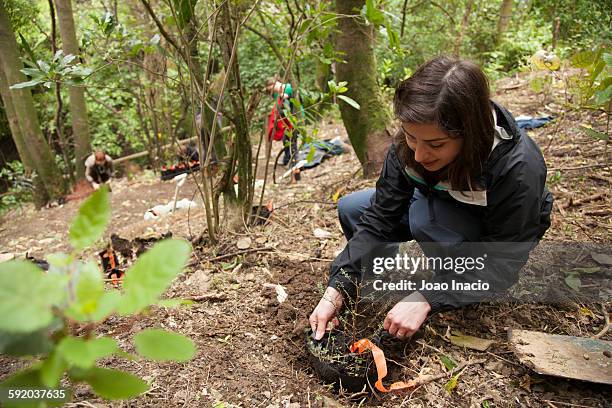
[255,236,267,245]
[275,284,288,303]
[447,330,494,351]
[313,228,332,239]
[444,374,459,394]
[590,252,612,266]
[439,354,457,371]
[564,273,582,291]
[236,237,251,250]
[571,266,600,274]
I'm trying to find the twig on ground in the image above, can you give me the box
[562,193,605,209]
[592,304,610,339]
[181,293,228,302]
[206,246,274,263]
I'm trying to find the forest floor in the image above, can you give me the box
[0,73,611,407]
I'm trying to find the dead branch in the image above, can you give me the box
[592,304,610,339]
[562,193,605,209]
[408,358,486,387]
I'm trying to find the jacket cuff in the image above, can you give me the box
[327,273,357,300]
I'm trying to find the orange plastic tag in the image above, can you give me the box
[350,338,416,393]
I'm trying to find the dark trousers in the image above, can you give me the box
[337,188,483,245]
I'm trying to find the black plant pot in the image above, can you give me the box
[305,331,377,393]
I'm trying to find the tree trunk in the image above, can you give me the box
[218,1,252,216]
[0,3,65,203]
[453,0,475,56]
[54,0,91,179]
[334,0,392,177]
[497,0,513,42]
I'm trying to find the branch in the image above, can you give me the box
[139,0,187,63]
[244,23,284,63]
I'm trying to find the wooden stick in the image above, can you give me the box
[562,193,605,209]
[205,246,274,263]
[548,163,609,172]
[113,125,231,164]
[409,358,486,387]
[181,293,227,302]
[592,304,610,339]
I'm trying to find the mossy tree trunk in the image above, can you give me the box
[218,1,252,218]
[54,0,91,179]
[334,0,392,177]
[0,3,65,203]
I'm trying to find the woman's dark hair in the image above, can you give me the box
[393,55,494,190]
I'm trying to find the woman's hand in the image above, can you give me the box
[309,287,343,340]
[384,291,431,340]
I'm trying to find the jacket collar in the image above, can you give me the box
[402,102,520,207]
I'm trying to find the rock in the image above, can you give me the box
[237,237,252,249]
[313,228,332,239]
[185,269,211,292]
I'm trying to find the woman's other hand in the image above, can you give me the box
[384,291,431,340]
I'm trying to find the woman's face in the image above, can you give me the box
[402,122,463,172]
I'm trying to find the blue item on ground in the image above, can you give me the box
[515,116,554,130]
[295,138,346,169]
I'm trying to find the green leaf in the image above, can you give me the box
[580,124,609,141]
[134,328,196,362]
[118,239,191,315]
[57,336,117,368]
[0,261,67,332]
[84,367,149,400]
[604,53,612,66]
[594,84,612,106]
[439,354,457,371]
[337,94,360,110]
[69,185,111,250]
[564,273,581,291]
[570,266,600,274]
[40,350,67,388]
[18,33,38,66]
[0,329,53,356]
[571,51,597,68]
[90,291,121,321]
[363,0,386,26]
[444,374,459,394]
[66,261,106,321]
[447,331,494,351]
[9,79,43,89]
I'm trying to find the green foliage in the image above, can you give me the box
[0,187,195,403]
[10,50,93,90]
[69,186,111,250]
[118,239,191,315]
[0,160,32,213]
[0,261,67,333]
[134,328,196,361]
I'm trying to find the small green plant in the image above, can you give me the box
[10,50,93,90]
[0,186,196,406]
[0,161,32,213]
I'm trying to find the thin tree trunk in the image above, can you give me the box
[48,0,73,182]
[218,1,252,216]
[54,0,91,179]
[334,0,392,176]
[0,68,47,205]
[0,3,65,203]
[497,0,513,42]
[453,0,474,56]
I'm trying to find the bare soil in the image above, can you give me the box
[0,74,610,407]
